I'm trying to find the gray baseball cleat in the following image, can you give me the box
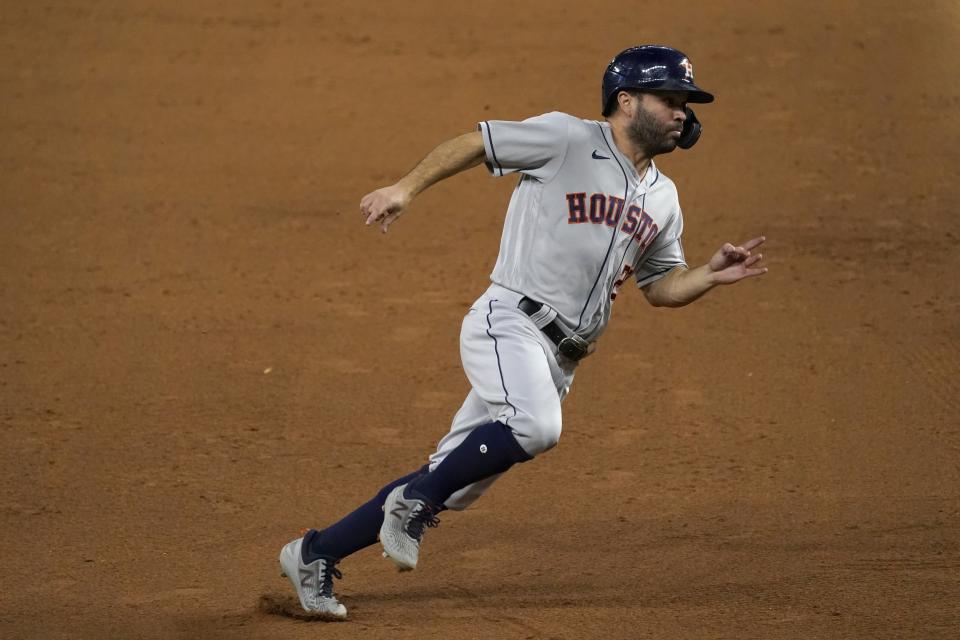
[278,534,347,619]
[379,484,441,571]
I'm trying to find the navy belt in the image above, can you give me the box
[518,297,591,361]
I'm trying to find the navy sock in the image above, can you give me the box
[303,465,428,562]
[407,421,532,507]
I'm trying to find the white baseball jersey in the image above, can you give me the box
[477,111,687,340]
[429,112,692,509]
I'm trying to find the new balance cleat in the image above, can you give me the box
[378,484,440,571]
[278,534,347,619]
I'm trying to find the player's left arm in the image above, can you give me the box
[641,236,767,307]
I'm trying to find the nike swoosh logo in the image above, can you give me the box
[591,150,610,160]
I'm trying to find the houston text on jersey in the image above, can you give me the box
[565,192,659,252]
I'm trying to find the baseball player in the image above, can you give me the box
[278,45,767,618]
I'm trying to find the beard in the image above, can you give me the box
[627,106,680,157]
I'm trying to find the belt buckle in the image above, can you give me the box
[557,334,590,361]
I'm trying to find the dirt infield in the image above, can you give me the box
[2,1,958,638]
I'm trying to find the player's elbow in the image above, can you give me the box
[647,295,685,308]
[641,269,687,308]
[642,283,672,307]
[643,291,666,307]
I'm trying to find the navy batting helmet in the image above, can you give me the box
[601,45,714,116]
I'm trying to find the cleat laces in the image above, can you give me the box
[319,559,343,599]
[405,504,441,542]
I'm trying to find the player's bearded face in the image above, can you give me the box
[627,95,682,156]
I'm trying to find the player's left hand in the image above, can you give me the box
[708,236,768,284]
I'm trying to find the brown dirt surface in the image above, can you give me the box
[2,1,959,639]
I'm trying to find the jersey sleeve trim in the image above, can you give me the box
[477,121,504,176]
[635,264,687,289]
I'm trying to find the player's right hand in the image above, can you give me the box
[360,184,412,234]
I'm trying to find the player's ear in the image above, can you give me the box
[616,90,635,116]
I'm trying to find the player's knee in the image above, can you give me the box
[515,411,563,457]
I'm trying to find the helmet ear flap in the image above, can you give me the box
[677,106,701,149]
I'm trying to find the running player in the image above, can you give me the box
[278,45,767,619]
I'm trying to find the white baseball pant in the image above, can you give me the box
[428,283,576,510]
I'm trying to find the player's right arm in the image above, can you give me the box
[360,131,485,233]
